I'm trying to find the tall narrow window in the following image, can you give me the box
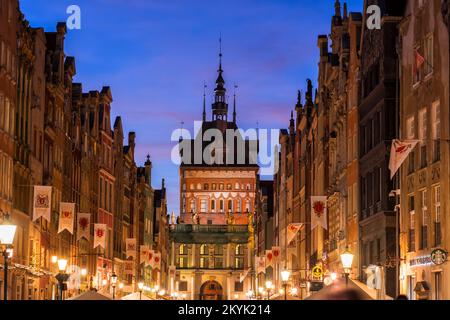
[228,200,233,212]
[200,199,207,213]
[432,102,441,162]
[219,200,224,213]
[421,189,428,250]
[434,185,441,246]
[424,34,433,76]
[409,195,415,252]
[237,198,242,213]
[419,109,427,168]
[211,199,216,212]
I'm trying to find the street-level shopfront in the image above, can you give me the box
[401,248,448,300]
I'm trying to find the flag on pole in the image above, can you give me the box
[287,223,303,244]
[389,139,419,179]
[153,252,161,270]
[414,49,425,72]
[58,202,75,234]
[146,249,155,267]
[311,196,328,230]
[32,186,52,222]
[240,268,251,283]
[126,238,137,259]
[272,247,281,263]
[124,261,134,275]
[76,213,91,241]
[93,224,107,249]
[140,245,150,265]
[256,256,266,274]
[265,250,274,267]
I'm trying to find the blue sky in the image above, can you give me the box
[20,0,363,215]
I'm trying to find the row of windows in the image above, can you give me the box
[179,244,244,256]
[99,176,114,213]
[360,111,381,156]
[360,167,382,215]
[185,198,252,213]
[0,93,14,136]
[0,152,13,201]
[184,183,252,191]
[408,185,441,252]
[0,40,16,79]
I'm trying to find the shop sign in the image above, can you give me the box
[311,265,323,278]
[431,249,448,266]
[409,255,432,268]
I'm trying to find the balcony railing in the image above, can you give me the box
[171,224,249,233]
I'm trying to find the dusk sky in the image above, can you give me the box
[21,0,363,215]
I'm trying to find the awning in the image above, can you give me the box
[67,290,112,300]
[305,278,373,300]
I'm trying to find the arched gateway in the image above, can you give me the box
[199,280,223,300]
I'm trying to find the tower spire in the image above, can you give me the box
[202,82,207,121]
[335,0,341,17]
[233,84,237,124]
[212,35,228,121]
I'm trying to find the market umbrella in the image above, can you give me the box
[305,278,373,300]
[67,290,112,300]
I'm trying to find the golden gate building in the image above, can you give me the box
[169,54,259,300]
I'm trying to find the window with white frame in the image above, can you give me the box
[419,109,427,167]
[200,199,207,213]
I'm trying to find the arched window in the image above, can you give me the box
[245,199,251,212]
[197,183,202,190]
[246,184,251,191]
[211,199,216,212]
[220,200,224,212]
[237,199,242,213]
[228,199,233,212]
[190,199,196,212]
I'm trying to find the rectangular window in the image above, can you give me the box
[234,282,244,292]
[374,167,381,203]
[419,109,427,168]
[178,281,188,292]
[434,185,441,246]
[200,199,207,213]
[434,272,441,300]
[432,102,441,162]
[421,189,429,249]
[424,34,433,76]
[409,195,415,252]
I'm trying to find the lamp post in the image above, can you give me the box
[138,282,144,300]
[281,270,290,301]
[111,272,117,300]
[265,281,272,300]
[340,247,354,287]
[0,221,16,301]
[55,259,69,300]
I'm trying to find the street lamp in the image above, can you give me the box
[281,270,290,301]
[330,272,337,281]
[111,272,118,300]
[0,221,16,301]
[138,282,144,300]
[265,281,273,300]
[81,268,87,277]
[340,247,354,287]
[51,255,58,264]
[258,287,264,300]
[55,259,69,300]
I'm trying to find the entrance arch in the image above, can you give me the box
[199,280,223,300]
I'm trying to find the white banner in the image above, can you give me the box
[140,245,149,265]
[265,250,273,268]
[287,223,303,244]
[256,256,266,274]
[76,213,91,241]
[126,238,137,259]
[153,252,161,270]
[389,139,419,179]
[93,224,107,249]
[32,186,52,222]
[272,247,281,263]
[58,202,75,234]
[311,196,328,230]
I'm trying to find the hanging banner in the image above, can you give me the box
[146,249,155,267]
[311,196,328,230]
[140,245,150,265]
[153,252,161,270]
[32,186,52,222]
[93,224,107,249]
[287,223,303,244]
[265,250,273,267]
[256,256,266,274]
[239,268,251,283]
[389,139,419,179]
[76,213,91,241]
[126,238,137,259]
[124,261,134,275]
[272,247,281,263]
[58,202,75,234]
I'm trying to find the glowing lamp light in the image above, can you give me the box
[119,283,124,289]
[281,270,290,282]
[0,224,16,245]
[279,289,285,295]
[246,290,254,298]
[81,268,87,276]
[340,248,354,271]
[234,293,239,299]
[51,255,58,264]
[181,293,187,299]
[265,281,273,290]
[258,287,264,294]
[331,272,337,281]
[158,289,165,296]
[111,273,118,285]
[154,285,160,291]
[138,282,144,291]
[102,279,107,286]
[6,248,13,258]
[57,259,68,272]
[290,287,298,295]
